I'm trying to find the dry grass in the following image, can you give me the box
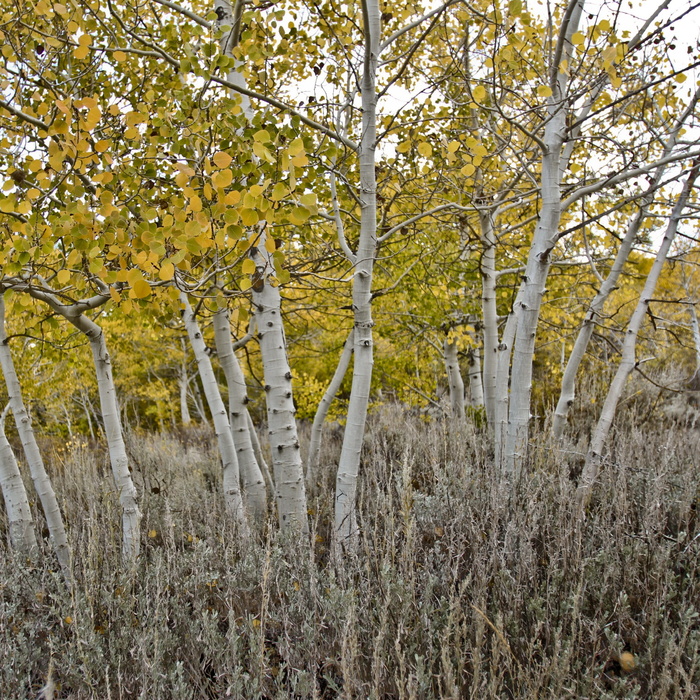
[1,406,698,698]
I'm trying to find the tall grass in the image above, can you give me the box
[1,405,698,698]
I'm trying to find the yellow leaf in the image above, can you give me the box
[537,85,553,98]
[242,258,256,274]
[64,616,73,625]
[571,32,585,45]
[240,208,258,226]
[159,262,175,281]
[460,163,476,176]
[253,129,271,143]
[472,85,486,102]
[270,182,288,201]
[674,73,687,83]
[73,45,90,60]
[287,137,305,156]
[249,184,265,197]
[396,140,411,153]
[224,190,241,205]
[113,50,127,62]
[447,140,460,153]
[212,151,233,168]
[417,142,433,157]
[131,279,152,299]
[56,269,71,285]
[188,195,202,212]
[94,139,110,153]
[264,237,277,253]
[148,529,157,538]
[78,34,92,46]
[212,169,233,188]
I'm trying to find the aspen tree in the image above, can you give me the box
[0,404,38,557]
[0,296,68,569]
[577,161,699,507]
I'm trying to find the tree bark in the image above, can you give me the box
[0,404,38,558]
[307,329,354,492]
[443,338,466,420]
[334,0,381,546]
[577,162,699,508]
[252,242,308,533]
[504,0,585,476]
[479,209,498,425]
[181,293,249,534]
[213,308,267,525]
[178,337,192,425]
[467,346,484,408]
[0,296,69,570]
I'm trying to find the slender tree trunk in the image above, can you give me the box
[0,405,38,557]
[468,346,484,408]
[504,0,584,476]
[577,163,699,508]
[252,241,308,533]
[307,329,354,491]
[181,293,249,534]
[334,0,381,546]
[0,297,69,570]
[690,306,700,372]
[443,338,466,420]
[480,209,498,425]
[552,89,699,439]
[494,293,521,469]
[83,319,142,561]
[246,410,274,494]
[213,308,267,525]
[179,337,192,425]
[552,208,642,439]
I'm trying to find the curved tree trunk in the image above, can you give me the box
[0,404,38,557]
[0,297,68,570]
[213,308,267,525]
[307,329,354,491]
[181,293,249,535]
[577,163,699,508]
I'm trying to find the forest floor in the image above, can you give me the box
[0,403,698,699]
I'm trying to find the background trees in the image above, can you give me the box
[1,0,699,556]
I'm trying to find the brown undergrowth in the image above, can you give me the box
[0,406,698,698]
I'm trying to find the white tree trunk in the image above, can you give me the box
[690,306,700,372]
[334,0,381,546]
[83,319,142,561]
[307,329,353,491]
[468,346,484,408]
[552,208,642,439]
[494,292,521,469]
[213,309,267,525]
[577,163,699,507]
[246,410,274,494]
[504,0,585,476]
[552,91,698,439]
[479,209,498,425]
[181,293,249,534]
[443,338,466,420]
[252,242,308,533]
[0,297,68,569]
[0,405,38,557]
[179,337,191,425]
